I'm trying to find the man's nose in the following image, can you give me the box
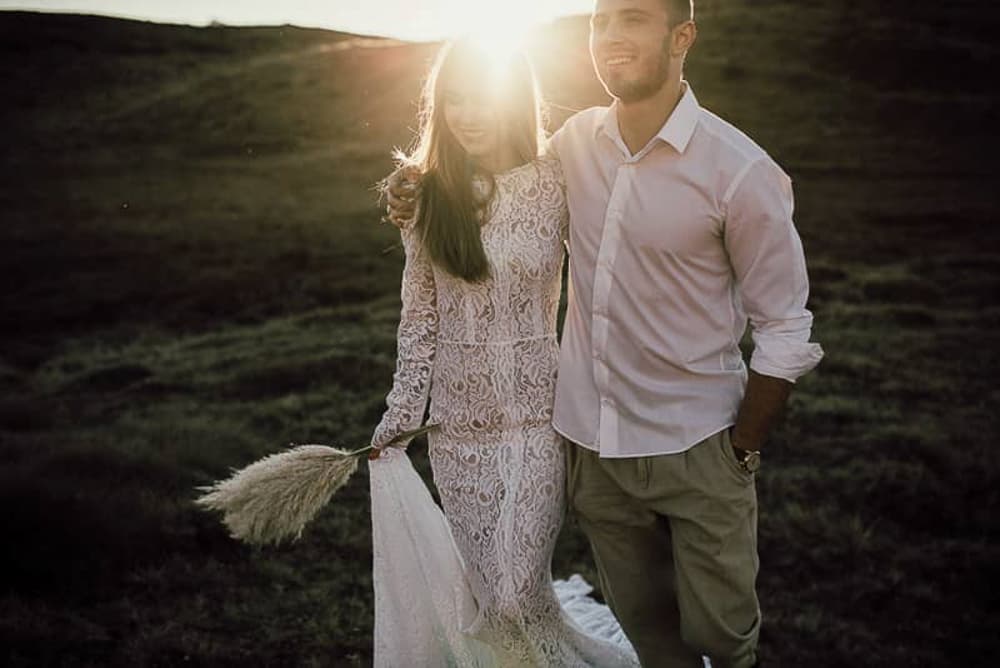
[601,19,627,46]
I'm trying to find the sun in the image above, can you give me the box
[466,19,531,65]
[445,4,537,64]
[395,1,593,54]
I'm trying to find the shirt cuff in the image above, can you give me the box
[749,338,824,383]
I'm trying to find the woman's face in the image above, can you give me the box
[442,84,501,165]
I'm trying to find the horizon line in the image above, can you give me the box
[0,7,590,43]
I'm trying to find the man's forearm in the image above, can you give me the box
[731,370,793,452]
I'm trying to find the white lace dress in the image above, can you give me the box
[369,157,639,667]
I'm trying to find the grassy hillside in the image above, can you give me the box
[1,2,998,665]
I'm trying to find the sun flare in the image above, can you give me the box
[463,15,532,65]
[441,4,547,61]
[389,0,593,43]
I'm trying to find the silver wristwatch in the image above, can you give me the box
[732,445,761,474]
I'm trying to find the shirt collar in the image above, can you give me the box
[596,81,700,155]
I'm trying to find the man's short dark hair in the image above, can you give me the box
[664,0,693,26]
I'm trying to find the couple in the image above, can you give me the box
[369,0,823,666]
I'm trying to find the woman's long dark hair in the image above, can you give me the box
[401,40,544,282]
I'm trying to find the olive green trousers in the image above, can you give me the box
[565,428,761,668]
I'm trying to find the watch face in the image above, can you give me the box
[743,452,761,474]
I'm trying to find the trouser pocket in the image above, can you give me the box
[717,428,754,485]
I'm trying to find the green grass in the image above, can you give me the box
[1,2,998,665]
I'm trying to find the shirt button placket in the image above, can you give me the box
[590,164,631,455]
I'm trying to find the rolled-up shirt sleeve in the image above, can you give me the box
[723,157,824,382]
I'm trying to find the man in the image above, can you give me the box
[387,1,823,665]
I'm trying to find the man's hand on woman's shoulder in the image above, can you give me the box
[383,165,422,230]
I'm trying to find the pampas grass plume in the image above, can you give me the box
[195,445,359,546]
[195,424,435,546]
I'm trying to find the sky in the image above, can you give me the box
[0,1,595,41]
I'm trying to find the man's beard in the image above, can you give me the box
[605,40,672,104]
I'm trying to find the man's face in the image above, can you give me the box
[590,0,674,103]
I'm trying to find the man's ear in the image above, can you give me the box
[671,20,697,57]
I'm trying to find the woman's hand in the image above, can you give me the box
[368,424,439,461]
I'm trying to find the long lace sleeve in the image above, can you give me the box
[370,225,439,449]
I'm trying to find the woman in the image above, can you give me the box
[368,39,639,667]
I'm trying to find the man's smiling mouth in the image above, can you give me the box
[606,55,636,67]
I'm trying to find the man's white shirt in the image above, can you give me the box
[549,83,824,458]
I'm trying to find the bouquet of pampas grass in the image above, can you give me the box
[194,423,437,546]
